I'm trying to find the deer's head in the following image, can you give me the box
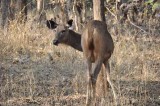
[46,19,73,45]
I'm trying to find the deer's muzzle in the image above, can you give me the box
[53,40,59,46]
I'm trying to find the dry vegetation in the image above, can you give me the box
[0,17,160,106]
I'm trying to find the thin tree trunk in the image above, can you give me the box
[60,0,68,23]
[1,0,10,28]
[66,0,73,19]
[10,0,16,21]
[36,0,46,23]
[82,0,86,22]
[73,0,83,31]
[73,0,79,31]
[17,0,27,23]
[37,0,43,13]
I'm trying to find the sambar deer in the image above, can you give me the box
[46,19,117,106]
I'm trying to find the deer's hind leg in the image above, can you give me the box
[104,61,117,106]
[91,58,103,105]
[86,59,92,106]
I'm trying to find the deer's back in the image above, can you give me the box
[81,20,114,62]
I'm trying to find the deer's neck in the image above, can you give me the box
[65,30,82,52]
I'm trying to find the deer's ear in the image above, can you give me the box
[67,19,73,27]
[46,20,58,29]
[66,19,73,30]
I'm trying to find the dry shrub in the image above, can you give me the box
[0,19,53,60]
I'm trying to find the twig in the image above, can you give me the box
[128,18,149,34]
[106,5,149,34]
[105,7,118,21]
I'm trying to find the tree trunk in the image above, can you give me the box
[66,0,73,19]
[37,0,43,13]
[59,0,69,23]
[82,0,86,22]
[36,0,46,23]
[93,0,109,99]
[93,0,105,21]
[73,0,83,31]
[1,0,10,28]
[17,0,27,23]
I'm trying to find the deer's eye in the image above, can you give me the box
[61,30,65,33]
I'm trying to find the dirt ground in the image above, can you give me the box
[0,36,160,106]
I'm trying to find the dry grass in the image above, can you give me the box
[0,17,160,106]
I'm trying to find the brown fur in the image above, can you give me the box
[82,20,114,63]
[51,24,82,51]
[81,20,117,105]
[46,19,117,106]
